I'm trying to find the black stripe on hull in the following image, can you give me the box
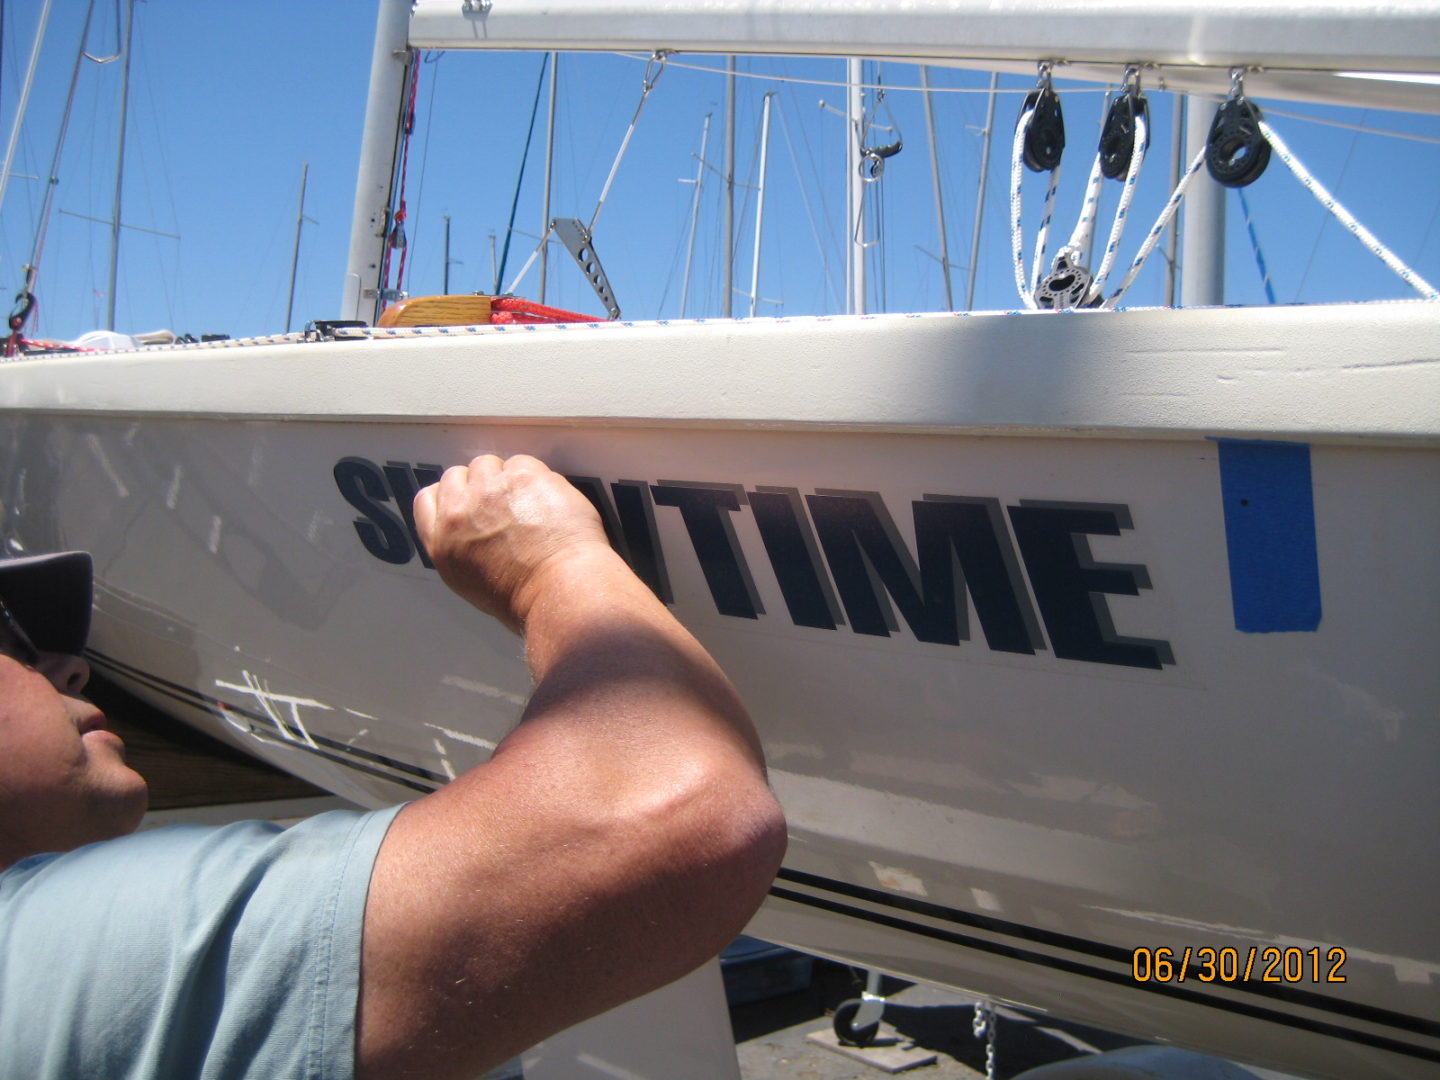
[767,878,1440,1063]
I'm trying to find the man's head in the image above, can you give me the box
[0,553,148,870]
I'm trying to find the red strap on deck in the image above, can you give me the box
[489,297,600,324]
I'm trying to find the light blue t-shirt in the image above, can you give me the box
[0,805,403,1080]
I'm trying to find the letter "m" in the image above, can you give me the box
[806,491,1040,655]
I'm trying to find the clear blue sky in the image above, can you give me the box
[2,0,1438,342]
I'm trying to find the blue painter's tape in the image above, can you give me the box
[1214,439,1322,633]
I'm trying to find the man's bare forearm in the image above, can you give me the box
[506,539,767,770]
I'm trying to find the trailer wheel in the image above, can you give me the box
[832,997,880,1046]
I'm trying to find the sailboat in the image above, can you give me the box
[2,2,1437,1077]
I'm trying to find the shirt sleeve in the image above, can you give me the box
[0,804,405,1080]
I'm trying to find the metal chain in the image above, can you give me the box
[971,1000,998,1080]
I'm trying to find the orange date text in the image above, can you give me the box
[1131,946,1347,984]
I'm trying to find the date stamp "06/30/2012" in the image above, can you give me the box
[1132,946,1348,984]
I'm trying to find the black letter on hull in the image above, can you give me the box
[749,487,843,630]
[1007,501,1174,670]
[568,476,674,604]
[651,482,763,619]
[383,462,445,569]
[915,496,1043,655]
[334,457,412,565]
[807,490,1039,652]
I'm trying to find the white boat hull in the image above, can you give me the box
[2,305,1437,1077]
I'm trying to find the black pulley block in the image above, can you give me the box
[1100,92,1149,180]
[1020,87,1065,173]
[1205,98,1271,188]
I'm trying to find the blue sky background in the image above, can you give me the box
[2,0,1437,342]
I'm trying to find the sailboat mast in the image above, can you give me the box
[964,72,998,311]
[106,0,136,331]
[341,0,411,322]
[1180,93,1225,305]
[442,214,452,294]
[847,58,865,314]
[722,57,735,318]
[679,112,711,319]
[284,162,310,332]
[919,66,953,311]
[0,0,54,225]
[747,92,774,318]
[24,0,100,306]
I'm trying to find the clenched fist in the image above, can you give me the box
[413,455,613,631]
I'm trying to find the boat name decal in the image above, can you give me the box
[333,456,1174,671]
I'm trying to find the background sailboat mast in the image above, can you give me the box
[919,65,953,311]
[105,0,135,331]
[722,56,735,317]
[847,58,865,314]
[0,0,54,226]
[284,162,310,332]
[964,73,998,311]
[679,112,711,318]
[747,92,774,317]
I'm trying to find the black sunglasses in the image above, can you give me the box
[0,595,41,667]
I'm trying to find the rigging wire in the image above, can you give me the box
[1294,107,1364,299]
[1237,186,1277,303]
[407,51,443,296]
[8,0,100,352]
[503,50,671,297]
[613,50,1440,147]
[611,52,1107,97]
[774,91,840,311]
[494,52,549,294]
[1261,104,1440,146]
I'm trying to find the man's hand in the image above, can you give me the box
[413,454,611,632]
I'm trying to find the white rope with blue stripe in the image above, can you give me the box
[1103,146,1208,309]
[1257,118,1439,301]
[1009,105,1062,310]
[1088,106,1148,303]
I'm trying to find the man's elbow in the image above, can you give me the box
[640,773,788,960]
